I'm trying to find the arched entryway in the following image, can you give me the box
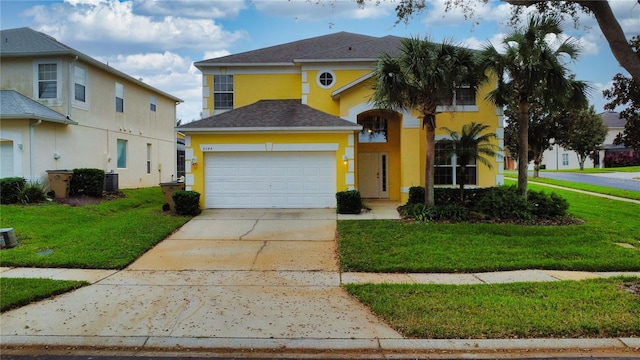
[356,110,401,200]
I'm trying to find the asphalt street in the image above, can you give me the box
[528,171,640,192]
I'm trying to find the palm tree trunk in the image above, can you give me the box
[459,165,466,203]
[425,117,436,207]
[517,97,529,197]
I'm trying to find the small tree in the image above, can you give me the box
[439,122,499,202]
[560,106,609,170]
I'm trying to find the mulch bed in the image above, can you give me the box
[53,192,126,206]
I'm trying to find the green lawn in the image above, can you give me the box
[338,184,640,273]
[503,173,640,200]
[1,277,87,312]
[345,277,640,339]
[0,187,192,269]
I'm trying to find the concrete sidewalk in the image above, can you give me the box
[2,206,640,356]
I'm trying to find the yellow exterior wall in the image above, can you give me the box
[234,73,301,108]
[183,131,354,208]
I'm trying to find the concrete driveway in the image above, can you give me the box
[0,209,401,347]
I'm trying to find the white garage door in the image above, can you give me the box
[204,152,336,208]
[0,141,14,178]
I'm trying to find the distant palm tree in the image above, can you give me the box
[481,15,588,197]
[440,122,499,202]
[372,37,487,206]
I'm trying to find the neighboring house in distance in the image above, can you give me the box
[0,27,182,189]
[541,111,627,170]
[179,32,504,209]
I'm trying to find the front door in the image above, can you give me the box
[358,152,388,198]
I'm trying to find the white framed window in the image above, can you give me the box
[74,65,87,103]
[316,70,336,89]
[33,59,62,104]
[437,85,478,111]
[150,96,156,112]
[117,139,127,168]
[115,82,124,113]
[146,143,152,174]
[213,74,233,110]
[562,153,569,166]
[434,141,477,186]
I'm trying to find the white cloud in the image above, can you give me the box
[252,0,394,21]
[25,0,247,54]
[133,0,247,19]
[203,50,232,60]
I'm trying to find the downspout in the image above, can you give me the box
[29,119,42,180]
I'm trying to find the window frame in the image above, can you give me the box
[562,153,569,166]
[33,59,62,105]
[358,115,388,143]
[213,74,234,111]
[146,143,152,174]
[436,85,478,112]
[316,70,336,89]
[73,64,88,107]
[150,96,156,112]
[115,82,124,113]
[434,140,478,186]
[117,139,127,169]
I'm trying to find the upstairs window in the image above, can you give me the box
[38,63,58,99]
[317,70,336,89]
[150,96,156,112]
[74,66,87,103]
[438,85,476,107]
[115,82,124,112]
[213,74,233,110]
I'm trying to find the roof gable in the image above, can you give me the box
[178,99,361,131]
[0,90,77,124]
[600,111,626,128]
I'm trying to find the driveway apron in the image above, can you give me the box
[0,209,401,344]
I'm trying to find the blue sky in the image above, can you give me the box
[1,0,638,122]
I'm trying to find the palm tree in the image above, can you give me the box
[372,37,487,206]
[481,14,588,197]
[440,122,499,202]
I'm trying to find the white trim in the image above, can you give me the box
[197,65,298,74]
[436,105,479,113]
[331,72,373,99]
[401,187,410,193]
[71,64,88,110]
[302,83,310,94]
[496,174,504,186]
[298,61,375,68]
[200,143,339,152]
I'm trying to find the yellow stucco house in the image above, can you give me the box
[181,32,504,209]
[0,27,182,189]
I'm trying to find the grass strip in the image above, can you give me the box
[1,278,87,312]
[338,184,640,273]
[503,174,640,200]
[0,187,192,269]
[345,277,640,339]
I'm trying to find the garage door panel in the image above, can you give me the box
[205,151,336,208]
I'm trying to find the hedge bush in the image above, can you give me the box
[70,168,105,197]
[527,190,569,219]
[336,190,363,214]
[474,186,534,221]
[0,177,26,204]
[173,190,201,216]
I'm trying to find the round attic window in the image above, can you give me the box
[317,71,336,89]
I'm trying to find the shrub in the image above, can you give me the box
[336,190,363,214]
[173,190,201,216]
[604,152,640,168]
[0,177,26,204]
[70,168,105,197]
[407,186,425,205]
[474,186,533,221]
[19,180,48,204]
[400,203,468,222]
[527,190,569,219]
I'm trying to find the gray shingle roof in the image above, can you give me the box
[0,27,182,102]
[600,111,626,128]
[178,99,361,131]
[0,27,73,55]
[194,32,403,67]
[0,90,76,124]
